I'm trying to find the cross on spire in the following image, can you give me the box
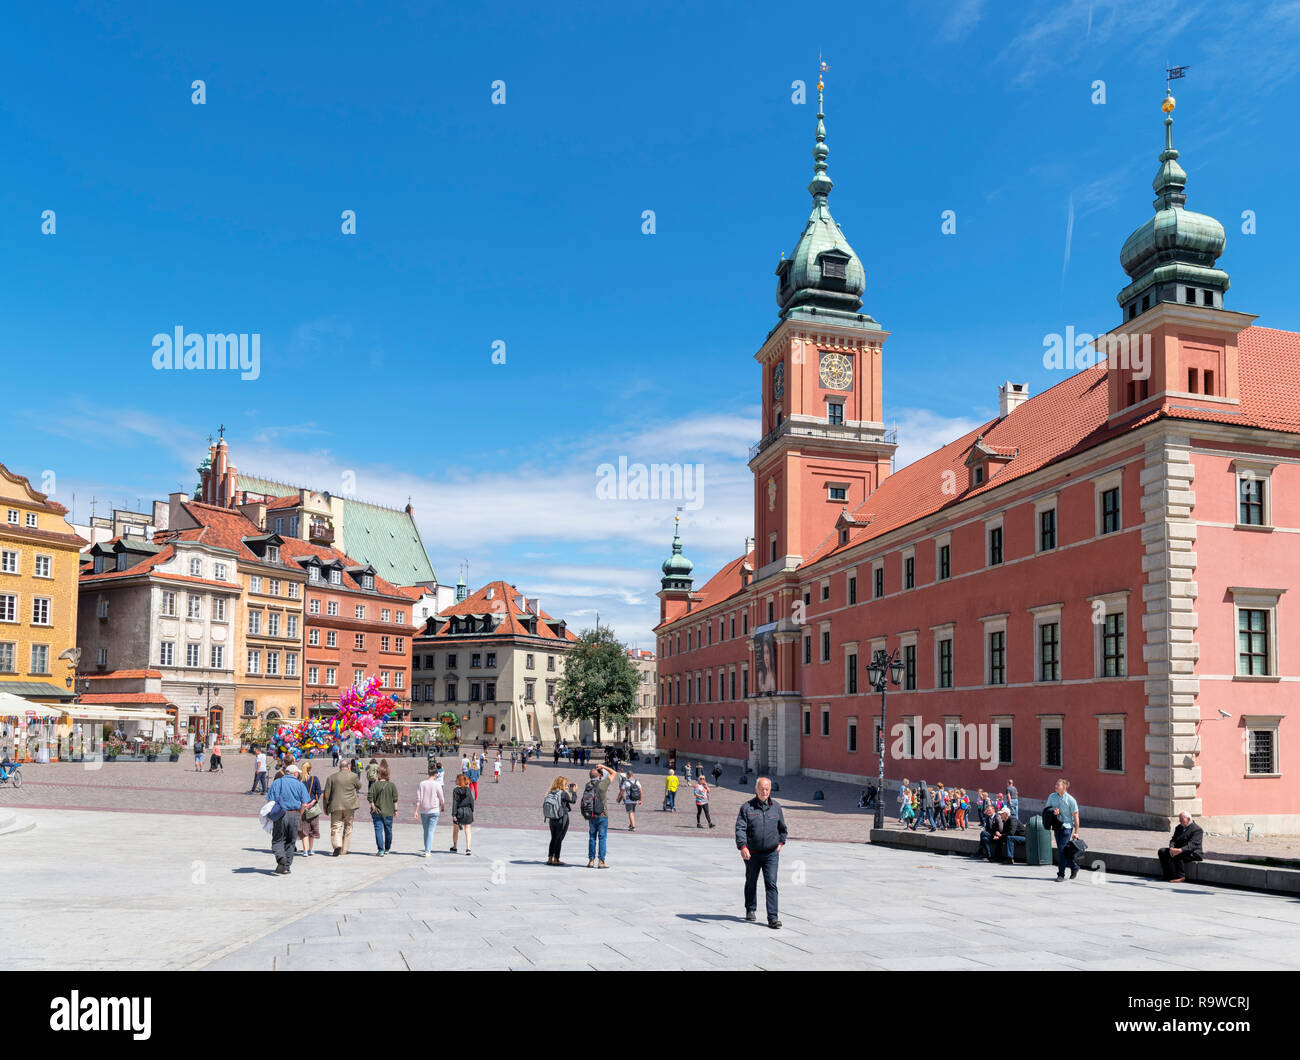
[217,424,226,440]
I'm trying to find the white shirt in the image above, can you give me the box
[256,752,267,771]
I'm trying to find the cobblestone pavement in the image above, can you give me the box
[4,752,1297,863]
[4,807,1299,971]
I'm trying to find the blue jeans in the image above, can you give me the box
[1010,799,1019,819]
[667,790,676,810]
[419,812,440,854]
[1056,825,1076,876]
[373,814,394,852]
[587,815,608,861]
[1003,834,1026,862]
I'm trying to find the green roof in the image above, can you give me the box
[237,474,436,586]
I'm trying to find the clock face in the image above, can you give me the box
[819,351,853,391]
[773,362,786,400]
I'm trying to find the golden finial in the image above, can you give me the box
[818,55,828,94]
[1163,64,1187,113]
[1162,93,1176,114]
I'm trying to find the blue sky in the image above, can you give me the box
[2,1,1298,647]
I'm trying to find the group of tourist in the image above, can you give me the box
[897,778,1021,832]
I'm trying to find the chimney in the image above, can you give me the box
[999,382,1029,418]
[152,499,170,530]
[526,597,539,615]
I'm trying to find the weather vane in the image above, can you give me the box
[1165,64,1189,94]
[818,53,829,93]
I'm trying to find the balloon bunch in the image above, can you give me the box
[272,675,398,760]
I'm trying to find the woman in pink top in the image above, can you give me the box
[413,761,447,858]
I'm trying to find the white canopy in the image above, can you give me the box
[0,691,65,719]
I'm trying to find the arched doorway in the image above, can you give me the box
[759,717,771,774]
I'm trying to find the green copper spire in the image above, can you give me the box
[1118,88,1228,320]
[660,517,694,592]
[776,61,868,316]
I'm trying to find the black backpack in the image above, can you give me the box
[580,779,601,820]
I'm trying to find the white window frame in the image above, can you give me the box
[846,715,859,753]
[34,554,52,579]
[1040,715,1064,769]
[1028,603,1063,683]
[901,547,915,590]
[1097,714,1125,774]
[1088,591,1129,679]
[1242,715,1281,777]
[984,514,1004,568]
[1094,470,1123,536]
[981,613,1009,687]
[1034,493,1059,553]
[935,532,952,580]
[1232,460,1276,529]
[1230,587,1284,679]
[993,714,1013,766]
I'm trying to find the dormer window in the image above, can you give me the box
[973,466,984,485]
[362,574,374,590]
[116,553,129,571]
[822,258,847,279]
[308,566,321,582]
[329,570,342,585]
[268,545,280,563]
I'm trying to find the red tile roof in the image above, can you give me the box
[83,670,162,680]
[264,495,301,510]
[420,580,578,641]
[653,551,753,631]
[80,693,172,705]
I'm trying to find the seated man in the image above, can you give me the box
[1158,811,1204,882]
[975,805,999,859]
[994,808,1026,864]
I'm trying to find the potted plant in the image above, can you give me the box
[105,738,124,762]
[144,740,158,762]
[167,742,181,762]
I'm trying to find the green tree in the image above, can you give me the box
[554,626,640,745]
[436,721,456,745]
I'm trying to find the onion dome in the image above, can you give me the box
[660,518,694,592]
[776,71,867,313]
[1118,92,1228,321]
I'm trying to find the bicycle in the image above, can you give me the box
[0,759,23,789]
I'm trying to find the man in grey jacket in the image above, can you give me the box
[735,776,788,929]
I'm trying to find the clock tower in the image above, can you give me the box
[749,73,897,586]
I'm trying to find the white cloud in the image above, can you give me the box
[886,407,988,469]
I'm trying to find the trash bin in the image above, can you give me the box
[1025,815,1054,866]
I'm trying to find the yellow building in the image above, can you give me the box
[0,463,87,759]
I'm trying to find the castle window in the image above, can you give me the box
[1188,368,1199,393]
[1184,287,1196,304]
[828,485,847,502]
[827,402,844,426]
[1202,289,1213,307]
[822,258,847,279]
[1203,369,1214,394]
[973,466,984,485]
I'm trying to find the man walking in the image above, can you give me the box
[325,758,362,856]
[620,770,642,831]
[1158,812,1204,882]
[248,746,268,795]
[1045,778,1081,881]
[581,763,617,868]
[735,777,787,929]
[268,763,310,875]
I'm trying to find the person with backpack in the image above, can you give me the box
[543,775,577,865]
[365,757,379,793]
[450,773,474,855]
[581,763,617,868]
[297,760,324,856]
[619,770,642,831]
[694,774,715,829]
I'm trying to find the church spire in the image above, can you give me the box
[808,59,833,203]
[1117,73,1227,321]
[775,59,868,316]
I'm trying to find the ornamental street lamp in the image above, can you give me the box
[865,647,904,832]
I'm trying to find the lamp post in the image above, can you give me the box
[866,647,904,832]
